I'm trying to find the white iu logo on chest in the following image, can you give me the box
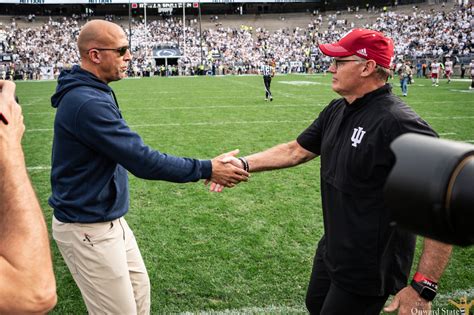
[351,127,366,147]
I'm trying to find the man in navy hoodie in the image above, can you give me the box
[50,20,249,314]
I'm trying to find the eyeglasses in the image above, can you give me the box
[89,46,129,56]
[330,59,364,69]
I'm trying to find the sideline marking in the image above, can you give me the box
[180,305,307,314]
[278,80,323,86]
[27,116,474,133]
[26,119,313,132]
[449,89,474,93]
[27,128,53,132]
[450,79,472,82]
[131,120,311,128]
[27,165,51,171]
[180,288,474,314]
[24,104,325,116]
[426,116,474,120]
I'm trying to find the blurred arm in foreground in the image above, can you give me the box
[0,80,57,314]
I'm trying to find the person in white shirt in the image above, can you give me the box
[444,57,453,83]
[430,60,441,86]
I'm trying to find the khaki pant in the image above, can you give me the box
[53,216,150,315]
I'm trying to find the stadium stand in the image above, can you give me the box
[0,2,471,79]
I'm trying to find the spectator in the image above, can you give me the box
[1,6,472,79]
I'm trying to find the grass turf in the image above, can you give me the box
[16,74,474,314]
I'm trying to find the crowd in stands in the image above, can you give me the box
[0,17,81,79]
[0,3,472,79]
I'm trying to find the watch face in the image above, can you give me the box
[420,287,437,301]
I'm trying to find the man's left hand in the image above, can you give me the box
[384,286,431,314]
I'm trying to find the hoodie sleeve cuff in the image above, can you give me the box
[200,160,212,179]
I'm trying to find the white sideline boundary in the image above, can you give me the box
[27,128,53,132]
[23,104,325,115]
[131,119,311,128]
[26,115,474,133]
[27,166,51,171]
[408,100,474,105]
[426,116,474,120]
[125,104,326,110]
[181,288,474,314]
[26,119,314,133]
[437,287,474,300]
[180,305,307,314]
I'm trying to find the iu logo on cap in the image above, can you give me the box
[351,127,366,147]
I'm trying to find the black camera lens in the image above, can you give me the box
[385,133,474,246]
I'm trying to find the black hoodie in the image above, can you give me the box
[49,65,211,223]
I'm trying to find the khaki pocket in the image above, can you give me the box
[75,223,128,279]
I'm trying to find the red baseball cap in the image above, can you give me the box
[319,28,394,69]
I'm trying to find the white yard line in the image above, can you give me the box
[130,104,324,110]
[26,119,313,132]
[426,116,474,120]
[27,166,51,171]
[19,98,45,106]
[180,305,307,314]
[130,120,311,128]
[437,287,474,300]
[27,128,54,132]
[408,100,474,105]
[26,115,474,133]
[181,288,474,314]
[25,112,54,115]
[24,104,324,116]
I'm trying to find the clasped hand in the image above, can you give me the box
[206,149,247,192]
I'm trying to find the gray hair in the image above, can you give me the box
[375,65,391,81]
[352,56,391,81]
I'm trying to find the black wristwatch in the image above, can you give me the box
[410,272,438,301]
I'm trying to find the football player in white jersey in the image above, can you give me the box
[444,57,453,83]
[430,60,441,86]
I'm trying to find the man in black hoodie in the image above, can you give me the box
[50,20,248,314]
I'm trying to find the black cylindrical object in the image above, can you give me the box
[384,133,474,246]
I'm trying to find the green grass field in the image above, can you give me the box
[16,74,474,314]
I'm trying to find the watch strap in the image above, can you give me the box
[413,272,438,290]
[411,272,438,301]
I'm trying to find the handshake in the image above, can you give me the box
[207,149,249,192]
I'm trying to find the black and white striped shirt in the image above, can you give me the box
[261,65,273,76]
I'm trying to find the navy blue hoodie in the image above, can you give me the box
[49,65,212,223]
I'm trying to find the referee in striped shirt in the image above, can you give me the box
[261,59,275,101]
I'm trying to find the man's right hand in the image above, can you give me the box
[208,149,249,189]
[0,81,24,157]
